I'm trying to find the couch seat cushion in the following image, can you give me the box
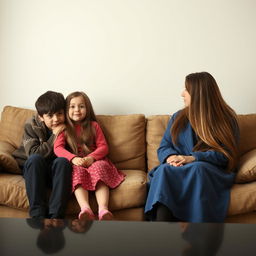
[66,169,147,215]
[0,169,147,214]
[0,173,29,209]
[228,182,256,216]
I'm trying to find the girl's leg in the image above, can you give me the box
[95,181,110,211]
[74,185,90,209]
[74,185,95,220]
[95,181,113,220]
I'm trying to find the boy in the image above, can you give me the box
[13,91,72,219]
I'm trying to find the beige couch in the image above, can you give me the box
[0,106,256,222]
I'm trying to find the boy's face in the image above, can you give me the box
[39,110,65,130]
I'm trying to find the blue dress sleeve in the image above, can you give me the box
[191,150,228,167]
[157,114,179,164]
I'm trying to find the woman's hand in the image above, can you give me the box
[166,155,195,167]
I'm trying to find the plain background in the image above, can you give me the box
[0,0,255,116]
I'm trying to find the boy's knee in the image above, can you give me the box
[23,154,46,178]
[53,157,70,167]
[25,154,45,166]
[53,158,72,175]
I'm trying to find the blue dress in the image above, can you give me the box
[144,112,236,222]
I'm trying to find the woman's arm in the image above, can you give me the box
[191,150,228,167]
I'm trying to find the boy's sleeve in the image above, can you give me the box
[23,122,55,158]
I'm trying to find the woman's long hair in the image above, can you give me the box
[65,91,97,155]
[171,72,239,172]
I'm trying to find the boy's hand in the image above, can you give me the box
[52,124,66,136]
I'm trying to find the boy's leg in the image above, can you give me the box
[49,157,72,218]
[23,154,48,218]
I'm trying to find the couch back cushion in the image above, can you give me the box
[146,114,256,171]
[0,106,35,148]
[146,115,170,171]
[97,115,146,171]
[237,114,256,156]
[0,106,146,172]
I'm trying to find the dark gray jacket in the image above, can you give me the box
[12,115,56,167]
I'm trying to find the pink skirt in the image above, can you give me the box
[72,158,125,192]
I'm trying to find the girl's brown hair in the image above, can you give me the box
[65,91,97,155]
[171,72,239,172]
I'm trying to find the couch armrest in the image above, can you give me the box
[235,149,256,183]
[0,141,21,174]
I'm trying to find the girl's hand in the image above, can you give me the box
[52,124,66,136]
[71,157,85,166]
[166,155,195,167]
[82,156,95,167]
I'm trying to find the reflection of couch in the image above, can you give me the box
[0,106,256,222]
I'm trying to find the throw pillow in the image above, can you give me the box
[0,152,21,174]
[235,149,256,183]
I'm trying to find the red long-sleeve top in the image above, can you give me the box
[54,121,109,162]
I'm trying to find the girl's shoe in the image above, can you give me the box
[78,207,95,221]
[98,209,113,221]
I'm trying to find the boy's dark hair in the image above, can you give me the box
[35,91,65,116]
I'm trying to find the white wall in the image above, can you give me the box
[0,0,255,115]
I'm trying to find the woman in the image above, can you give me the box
[144,72,239,222]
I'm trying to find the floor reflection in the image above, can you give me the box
[26,218,93,254]
[180,222,225,256]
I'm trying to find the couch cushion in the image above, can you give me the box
[0,169,147,214]
[238,114,256,156]
[0,173,29,209]
[228,182,256,216]
[146,115,170,171]
[0,141,21,174]
[0,106,35,149]
[97,115,146,171]
[235,149,256,183]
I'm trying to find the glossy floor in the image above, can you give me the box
[0,218,256,255]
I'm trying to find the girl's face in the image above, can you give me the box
[68,96,86,123]
[181,87,191,107]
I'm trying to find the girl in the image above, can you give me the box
[54,91,125,221]
[144,72,239,222]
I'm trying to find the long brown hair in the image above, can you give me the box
[65,91,97,155]
[171,72,239,172]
